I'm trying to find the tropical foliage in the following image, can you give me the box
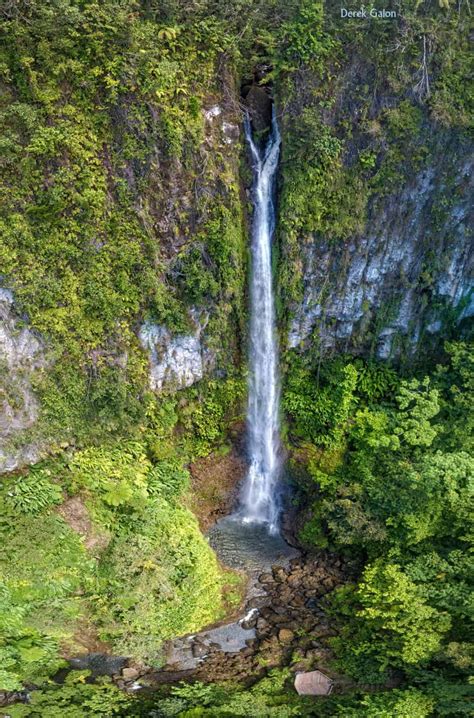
[0,1,472,716]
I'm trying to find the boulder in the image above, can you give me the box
[278,628,295,643]
[272,566,287,582]
[294,670,333,696]
[69,653,128,677]
[192,643,208,658]
[121,667,140,681]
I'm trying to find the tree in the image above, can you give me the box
[331,561,451,678]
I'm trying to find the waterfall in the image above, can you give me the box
[239,108,281,534]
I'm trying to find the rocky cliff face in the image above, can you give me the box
[277,33,473,363]
[0,93,244,473]
[139,311,212,392]
[2,6,472,474]
[0,289,47,472]
[137,100,243,393]
[287,135,473,359]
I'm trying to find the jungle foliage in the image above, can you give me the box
[0,437,225,690]
[0,1,472,716]
[284,341,473,714]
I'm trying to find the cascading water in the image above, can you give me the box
[239,108,282,534]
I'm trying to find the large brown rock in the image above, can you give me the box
[278,628,295,643]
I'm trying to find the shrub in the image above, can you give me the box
[5,470,63,515]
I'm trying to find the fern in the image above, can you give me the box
[6,470,62,516]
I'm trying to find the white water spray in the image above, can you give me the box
[239,109,281,534]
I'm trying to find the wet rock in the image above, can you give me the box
[239,647,254,657]
[272,566,287,582]
[278,629,295,643]
[300,617,319,632]
[121,667,140,681]
[305,648,323,660]
[302,576,320,590]
[260,636,279,651]
[279,588,292,603]
[240,615,258,630]
[247,596,270,609]
[289,594,306,608]
[192,643,208,658]
[258,572,274,584]
[267,612,287,625]
[0,690,30,708]
[288,574,302,588]
[244,85,272,134]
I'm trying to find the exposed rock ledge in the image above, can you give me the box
[0,288,47,474]
[139,310,215,392]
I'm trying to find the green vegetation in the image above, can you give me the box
[0,0,248,450]
[0,3,251,695]
[275,0,473,320]
[6,672,137,717]
[0,439,226,690]
[4,668,441,717]
[0,1,472,716]
[285,341,473,713]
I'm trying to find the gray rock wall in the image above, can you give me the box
[139,311,215,392]
[0,289,47,473]
[287,139,473,359]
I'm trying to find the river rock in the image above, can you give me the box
[289,594,306,608]
[302,576,320,590]
[267,612,286,625]
[69,653,128,677]
[294,670,334,696]
[192,643,208,658]
[278,628,295,643]
[121,667,140,681]
[240,614,258,630]
[272,566,287,582]
[288,574,302,588]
